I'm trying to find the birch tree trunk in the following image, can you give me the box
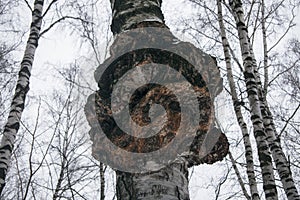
[229,0,278,199]
[245,1,300,199]
[116,161,189,200]
[264,106,300,200]
[0,0,44,194]
[216,1,259,199]
[250,3,300,198]
[85,0,229,199]
[107,1,191,199]
[261,0,268,95]
[249,33,300,200]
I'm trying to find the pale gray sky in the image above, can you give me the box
[16,0,300,199]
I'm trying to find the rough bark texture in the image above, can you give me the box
[116,161,189,200]
[0,0,44,194]
[85,31,229,198]
[85,0,229,199]
[229,0,278,199]
[217,1,259,199]
[110,0,167,34]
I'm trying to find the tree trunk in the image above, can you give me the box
[216,1,259,199]
[229,0,278,199]
[248,6,300,197]
[85,0,228,199]
[0,0,44,194]
[110,0,166,34]
[103,1,191,199]
[116,161,189,200]
[243,1,300,198]
[265,107,300,200]
[249,33,300,200]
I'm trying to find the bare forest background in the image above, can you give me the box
[0,0,299,199]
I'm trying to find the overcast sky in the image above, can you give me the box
[14,0,300,199]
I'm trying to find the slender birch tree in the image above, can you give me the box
[217,1,259,199]
[229,1,300,199]
[229,1,278,198]
[0,0,45,193]
[258,2,300,199]
[0,0,96,194]
[184,0,300,198]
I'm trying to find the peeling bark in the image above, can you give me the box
[0,0,44,194]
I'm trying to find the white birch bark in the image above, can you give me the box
[116,161,189,200]
[261,0,268,95]
[248,36,300,200]
[229,0,278,199]
[265,111,300,200]
[217,1,260,199]
[0,0,44,194]
[243,6,300,197]
[110,0,166,34]
[251,2,300,197]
